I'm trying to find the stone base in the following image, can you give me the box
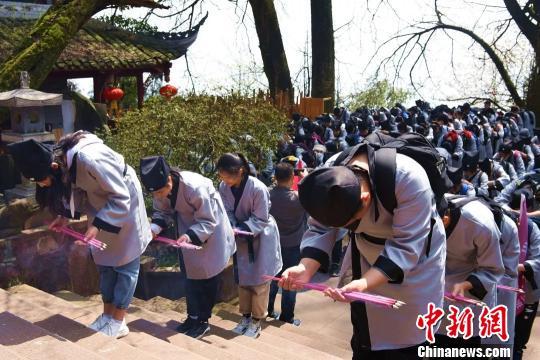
[2,131,55,143]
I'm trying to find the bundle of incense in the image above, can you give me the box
[444,292,486,307]
[233,229,254,237]
[57,226,107,251]
[497,284,525,294]
[154,236,202,250]
[263,275,405,309]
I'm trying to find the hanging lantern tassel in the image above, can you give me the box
[160,84,178,100]
[102,86,124,117]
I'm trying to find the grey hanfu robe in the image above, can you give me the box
[151,170,236,280]
[524,220,540,305]
[219,176,282,286]
[65,134,152,267]
[301,154,446,351]
[438,199,505,338]
[484,213,519,347]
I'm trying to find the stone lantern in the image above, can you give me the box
[0,72,62,143]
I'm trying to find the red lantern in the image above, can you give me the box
[102,86,124,102]
[160,84,178,99]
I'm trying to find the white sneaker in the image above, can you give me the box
[243,319,261,338]
[232,316,251,335]
[88,314,111,331]
[99,318,130,339]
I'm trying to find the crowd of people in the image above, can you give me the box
[5,98,540,359]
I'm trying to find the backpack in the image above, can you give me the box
[445,194,509,233]
[334,132,453,218]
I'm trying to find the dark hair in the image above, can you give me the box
[274,162,294,182]
[216,152,250,176]
[38,131,89,214]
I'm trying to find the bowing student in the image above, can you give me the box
[279,148,447,359]
[8,132,151,338]
[217,152,282,338]
[140,156,235,339]
[436,196,505,347]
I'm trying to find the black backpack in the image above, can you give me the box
[334,132,453,218]
[445,194,511,234]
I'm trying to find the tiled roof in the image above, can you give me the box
[0,14,204,74]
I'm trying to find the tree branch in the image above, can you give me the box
[504,0,538,48]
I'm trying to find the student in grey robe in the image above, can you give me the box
[436,196,504,346]
[279,151,446,359]
[506,190,540,360]
[494,143,525,180]
[139,156,235,339]
[8,132,152,339]
[483,211,519,349]
[217,153,282,338]
[515,129,536,172]
[480,158,511,199]
[462,152,489,197]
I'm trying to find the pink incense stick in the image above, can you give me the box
[56,225,107,251]
[444,292,486,307]
[154,236,202,250]
[263,275,405,309]
[234,229,254,237]
[497,284,525,294]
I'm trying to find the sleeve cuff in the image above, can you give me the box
[373,255,404,284]
[60,207,81,220]
[185,229,203,246]
[238,222,252,233]
[93,216,121,234]
[151,217,169,229]
[495,180,504,191]
[524,262,538,290]
[466,274,488,300]
[150,223,162,235]
[301,246,329,272]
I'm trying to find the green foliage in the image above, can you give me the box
[347,80,410,110]
[98,14,158,34]
[103,94,288,180]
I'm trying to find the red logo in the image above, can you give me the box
[446,305,474,339]
[416,302,445,343]
[479,305,509,341]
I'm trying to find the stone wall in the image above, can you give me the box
[0,219,99,295]
[0,219,238,302]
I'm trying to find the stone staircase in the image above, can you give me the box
[0,278,354,359]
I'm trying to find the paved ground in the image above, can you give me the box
[274,273,540,359]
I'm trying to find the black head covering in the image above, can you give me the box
[140,156,171,192]
[499,143,513,154]
[7,139,53,181]
[510,188,534,210]
[298,166,361,227]
[462,151,479,171]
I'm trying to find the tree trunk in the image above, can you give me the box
[248,0,293,102]
[310,0,335,112]
[526,59,540,127]
[0,0,165,91]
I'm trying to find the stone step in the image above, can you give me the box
[8,285,208,360]
[21,285,276,360]
[212,307,352,358]
[210,314,344,360]
[0,311,104,360]
[0,288,157,360]
[216,299,351,350]
[0,344,28,359]
[109,302,280,360]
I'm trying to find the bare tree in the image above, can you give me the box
[247,0,293,101]
[371,0,539,118]
[311,0,335,111]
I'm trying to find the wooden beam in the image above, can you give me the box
[136,72,145,109]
